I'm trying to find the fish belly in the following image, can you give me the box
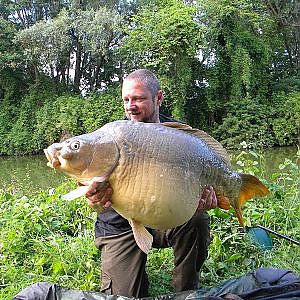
[102,121,231,229]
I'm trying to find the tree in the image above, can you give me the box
[197,0,273,125]
[16,6,121,92]
[121,0,203,119]
[264,0,299,79]
[0,0,68,28]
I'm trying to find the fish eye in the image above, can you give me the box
[70,141,80,150]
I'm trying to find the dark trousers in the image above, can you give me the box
[95,212,211,298]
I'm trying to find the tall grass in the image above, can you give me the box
[0,150,299,299]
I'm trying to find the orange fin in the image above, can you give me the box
[235,208,245,228]
[217,195,231,210]
[235,174,270,227]
[129,219,153,254]
[240,173,270,206]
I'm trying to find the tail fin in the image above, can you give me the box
[239,173,269,205]
[236,174,270,227]
[217,174,269,227]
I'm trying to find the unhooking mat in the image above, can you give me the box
[13,267,300,300]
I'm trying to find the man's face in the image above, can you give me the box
[122,79,162,123]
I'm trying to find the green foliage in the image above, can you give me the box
[0,0,299,152]
[16,6,121,91]
[16,9,72,72]
[0,79,68,155]
[6,94,40,154]
[211,91,300,149]
[34,87,123,150]
[147,248,173,295]
[0,17,21,69]
[82,87,124,132]
[0,81,123,155]
[121,0,202,119]
[211,98,274,149]
[34,95,86,148]
[263,0,299,79]
[269,92,300,146]
[0,180,100,299]
[199,0,272,125]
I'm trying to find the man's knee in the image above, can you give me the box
[95,232,149,298]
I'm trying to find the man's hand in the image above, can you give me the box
[83,177,113,213]
[197,186,217,212]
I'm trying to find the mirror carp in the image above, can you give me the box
[44,120,269,253]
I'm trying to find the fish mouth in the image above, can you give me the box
[44,148,61,169]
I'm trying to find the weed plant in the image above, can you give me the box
[0,149,299,299]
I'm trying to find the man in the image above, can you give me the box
[85,69,217,297]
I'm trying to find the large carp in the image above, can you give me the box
[44,120,269,253]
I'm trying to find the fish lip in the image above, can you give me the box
[44,148,61,169]
[51,158,61,169]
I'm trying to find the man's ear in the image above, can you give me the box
[157,90,164,106]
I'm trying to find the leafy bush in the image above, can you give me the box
[0,79,69,155]
[0,180,100,299]
[269,92,300,146]
[34,87,124,150]
[211,97,274,149]
[34,94,85,149]
[4,87,53,154]
[211,91,300,149]
[6,94,41,155]
[82,87,124,133]
[1,85,124,155]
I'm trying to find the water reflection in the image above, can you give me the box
[0,155,66,195]
[229,146,299,176]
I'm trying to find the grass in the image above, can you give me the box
[0,150,299,299]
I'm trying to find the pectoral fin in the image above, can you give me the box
[129,219,153,254]
[62,185,89,201]
[217,195,231,210]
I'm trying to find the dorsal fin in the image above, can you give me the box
[162,122,192,129]
[161,122,230,166]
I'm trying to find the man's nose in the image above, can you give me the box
[127,99,137,108]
